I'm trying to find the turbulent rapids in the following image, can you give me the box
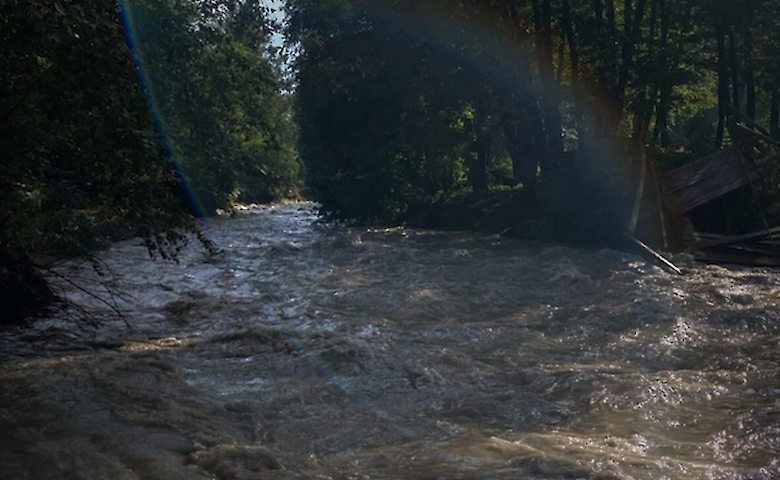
[1,203,779,479]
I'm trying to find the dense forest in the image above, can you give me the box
[3,0,780,322]
[289,0,780,235]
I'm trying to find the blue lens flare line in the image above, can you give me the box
[120,0,206,220]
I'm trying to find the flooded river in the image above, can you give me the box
[2,203,779,479]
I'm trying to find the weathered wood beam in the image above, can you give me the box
[693,249,780,267]
[694,225,780,249]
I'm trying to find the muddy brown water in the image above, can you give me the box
[1,203,779,479]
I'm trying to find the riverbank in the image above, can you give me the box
[408,188,538,235]
[408,187,634,252]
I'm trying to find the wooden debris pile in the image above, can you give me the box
[690,227,780,268]
[630,105,780,269]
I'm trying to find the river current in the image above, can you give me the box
[1,203,779,479]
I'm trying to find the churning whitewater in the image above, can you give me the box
[1,203,779,479]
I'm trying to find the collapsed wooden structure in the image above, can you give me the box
[630,106,780,269]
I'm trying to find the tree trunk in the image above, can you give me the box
[541,0,562,157]
[562,0,579,87]
[728,28,740,111]
[656,82,670,147]
[532,0,563,173]
[561,0,581,135]
[556,30,566,84]
[593,0,608,95]
[715,26,729,148]
[501,3,540,185]
[614,0,647,130]
[771,91,779,138]
[504,113,535,189]
[743,26,756,120]
[653,0,670,148]
[469,106,490,193]
[606,0,617,85]
[633,0,659,140]
[624,0,633,31]
[473,139,490,193]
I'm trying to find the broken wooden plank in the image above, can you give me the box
[725,102,778,140]
[693,231,780,248]
[724,243,780,257]
[692,232,723,240]
[733,122,780,148]
[734,140,778,247]
[663,147,744,193]
[661,146,762,215]
[694,226,780,249]
[624,232,683,275]
[668,169,759,215]
[693,249,780,267]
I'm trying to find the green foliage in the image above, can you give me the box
[0,0,298,322]
[288,0,521,223]
[1,0,187,259]
[128,0,300,212]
